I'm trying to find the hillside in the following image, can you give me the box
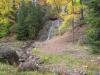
[0,0,100,75]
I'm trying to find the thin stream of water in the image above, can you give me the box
[47,20,60,40]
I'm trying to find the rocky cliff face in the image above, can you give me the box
[38,19,61,41]
[37,21,51,41]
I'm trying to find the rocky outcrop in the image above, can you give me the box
[38,21,52,41]
[38,20,61,41]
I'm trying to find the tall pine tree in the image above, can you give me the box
[16,0,29,40]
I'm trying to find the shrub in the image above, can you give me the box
[0,0,16,38]
[85,28,100,54]
[0,25,10,38]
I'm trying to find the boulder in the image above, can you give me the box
[0,47,19,65]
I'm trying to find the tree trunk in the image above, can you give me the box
[80,0,84,20]
[72,0,75,43]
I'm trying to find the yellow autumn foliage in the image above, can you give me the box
[59,14,73,30]
[47,0,67,5]
[67,1,73,14]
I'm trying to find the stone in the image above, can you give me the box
[0,47,19,65]
[17,55,40,71]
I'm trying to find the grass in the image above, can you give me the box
[0,62,54,75]
[32,48,100,75]
[0,48,100,75]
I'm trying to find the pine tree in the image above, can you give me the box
[24,2,44,39]
[16,0,29,40]
[16,1,44,40]
[85,0,100,53]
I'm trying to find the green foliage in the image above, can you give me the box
[26,3,44,39]
[0,0,13,38]
[0,62,54,75]
[16,0,29,40]
[47,5,59,18]
[85,0,100,54]
[32,48,40,54]
[42,56,49,62]
[0,24,11,38]
[16,1,45,40]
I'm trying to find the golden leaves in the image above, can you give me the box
[47,0,67,5]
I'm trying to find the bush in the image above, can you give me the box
[0,25,10,38]
[0,0,17,38]
[85,28,100,53]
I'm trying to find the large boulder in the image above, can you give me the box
[0,47,19,65]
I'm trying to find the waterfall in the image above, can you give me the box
[61,6,66,13]
[47,21,53,40]
[47,20,60,40]
[38,19,61,41]
[32,0,37,6]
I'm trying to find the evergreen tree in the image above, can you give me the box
[85,0,100,53]
[26,2,44,39]
[16,0,29,40]
[16,1,44,40]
